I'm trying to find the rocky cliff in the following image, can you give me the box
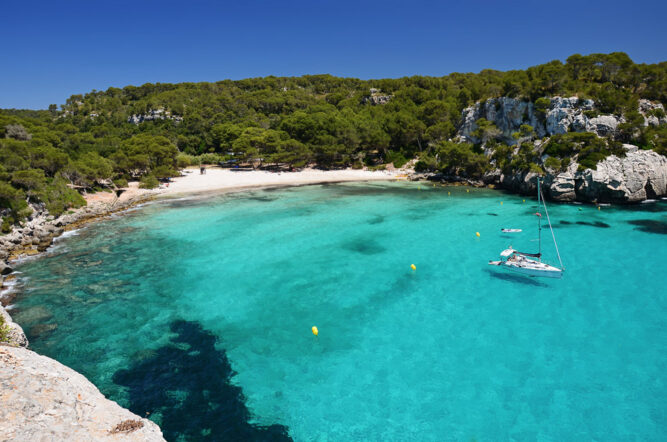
[458,96,667,202]
[492,148,667,203]
[459,97,666,145]
[0,345,165,441]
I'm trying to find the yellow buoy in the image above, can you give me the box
[448,191,451,195]
[411,264,416,271]
[501,201,503,205]
[466,189,469,193]
[476,232,480,237]
[523,199,526,203]
[312,326,318,336]
[598,206,601,210]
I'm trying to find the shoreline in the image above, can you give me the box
[159,166,405,197]
[0,167,416,380]
[0,167,408,306]
[0,166,408,440]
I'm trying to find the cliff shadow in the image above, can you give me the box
[627,219,667,234]
[112,319,291,442]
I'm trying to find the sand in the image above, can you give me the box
[159,167,404,196]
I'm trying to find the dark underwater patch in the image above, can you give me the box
[112,320,291,442]
[341,238,387,255]
[245,195,278,202]
[367,215,385,225]
[627,219,667,234]
[487,213,499,216]
[576,221,611,228]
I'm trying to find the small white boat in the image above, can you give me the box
[489,178,564,279]
[501,228,522,233]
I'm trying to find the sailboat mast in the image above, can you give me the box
[537,177,542,259]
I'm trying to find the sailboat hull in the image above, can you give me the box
[490,260,563,278]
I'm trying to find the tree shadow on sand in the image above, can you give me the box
[113,320,291,442]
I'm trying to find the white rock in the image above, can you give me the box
[0,346,165,441]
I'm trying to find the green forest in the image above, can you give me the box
[1,52,666,230]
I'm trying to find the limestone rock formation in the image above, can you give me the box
[363,88,392,105]
[0,345,165,441]
[458,96,665,144]
[574,149,667,202]
[638,99,667,127]
[128,108,183,124]
[494,149,667,203]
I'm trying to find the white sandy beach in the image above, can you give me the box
[159,167,404,196]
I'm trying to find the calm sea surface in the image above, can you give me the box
[11,183,667,441]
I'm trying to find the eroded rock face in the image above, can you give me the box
[459,96,666,144]
[0,346,165,441]
[128,108,183,124]
[576,149,667,202]
[638,99,667,127]
[495,149,667,203]
[460,97,542,143]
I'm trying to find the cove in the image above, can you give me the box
[11,182,667,441]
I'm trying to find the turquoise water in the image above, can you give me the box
[10,182,667,441]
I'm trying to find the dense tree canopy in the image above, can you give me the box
[1,52,666,229]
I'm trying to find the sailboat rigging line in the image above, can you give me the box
[539,188,564,269]
[537,179,542,258]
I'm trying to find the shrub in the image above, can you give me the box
[385,151,408,168]
[647,108,666,119]
[583,109,600,118]
[37,177,86,216]
[544,156,562,170]
[176,153,195,168]
[4,124,31,141]
[0,315,11,343]
[113,178,128,188]
[139,174,159,189]
[534,97,551,116]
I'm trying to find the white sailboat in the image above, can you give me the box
[489,178,564,279]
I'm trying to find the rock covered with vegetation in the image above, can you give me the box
[496,148,667,202]
[0,305,28,347]
[0,345,164,441]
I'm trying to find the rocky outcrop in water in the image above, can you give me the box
[0,345,164,441]
[492,148,667,203]
[458,96,665,144]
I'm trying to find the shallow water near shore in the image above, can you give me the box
[11,182,667,441]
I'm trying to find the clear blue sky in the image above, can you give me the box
[2,0,666,109]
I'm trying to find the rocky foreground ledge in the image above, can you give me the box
[0,345,164,441]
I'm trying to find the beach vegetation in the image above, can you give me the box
[139,174,159,189]
[0,315,11,343]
